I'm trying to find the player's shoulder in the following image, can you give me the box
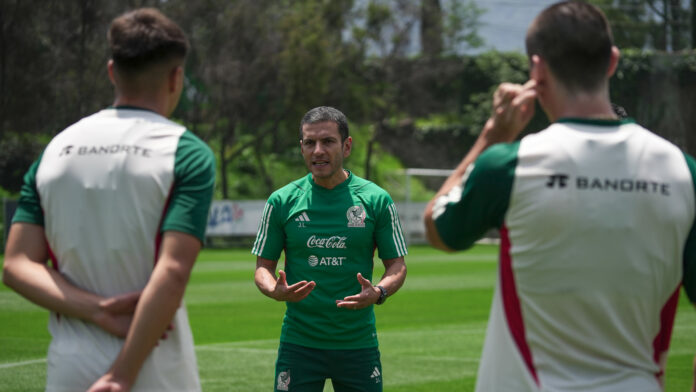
[177,129,214,158]
[269,174,312,204]
[475,141,521,172]
[347,172,394,202]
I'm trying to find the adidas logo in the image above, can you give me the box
[370,366,381,382]
[295,212,310,227]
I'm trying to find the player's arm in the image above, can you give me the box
[87,231,199,392]
[424,80,537,251]
[336,257,406,309]
[2,222,140,337]
[255,256,315,302]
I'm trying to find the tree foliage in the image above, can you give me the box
[590,0,693,51]
[2,0,694,200]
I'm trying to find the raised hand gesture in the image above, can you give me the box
[483,79,537,144]
[336,273,379,310]
[271,270,316,302]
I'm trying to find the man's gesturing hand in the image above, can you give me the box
[272,270,316,302]
[336,273,380,310]
[483,79,537,144]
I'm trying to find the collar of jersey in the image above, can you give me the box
[556,117,635,126]
[308,170,352,192]
[108,105,158,114]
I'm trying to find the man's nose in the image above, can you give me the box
[313,142,326,154]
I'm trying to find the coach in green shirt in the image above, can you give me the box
[253,106,408,392]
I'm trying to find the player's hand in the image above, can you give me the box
[272,270,315,302]
[87,374,130,392]
[483,79,537,144]
[336,273,380,310]
[91,291,141,338]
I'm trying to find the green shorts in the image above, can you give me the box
[274,342,382,392]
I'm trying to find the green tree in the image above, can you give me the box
[591,0,692,51]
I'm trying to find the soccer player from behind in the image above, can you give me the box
[253,106,407,392]
[2,8,215,392]
[423,1,696,391]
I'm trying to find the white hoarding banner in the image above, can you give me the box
[206,200,267,236]
[205,200,429,243]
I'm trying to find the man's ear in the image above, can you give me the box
[107,60,117,86]
[168,65,183,93]
[607,46,620,78]
[343,136,353,158]
[529,55,545,84]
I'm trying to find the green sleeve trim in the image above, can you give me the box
[161,130,216,243]
[251,193,286,260]
[682,152,696,303]
[12,153,45,226]
[434,142,519,250]
[374,192,408,259]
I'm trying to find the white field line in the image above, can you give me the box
[0,358,46,369]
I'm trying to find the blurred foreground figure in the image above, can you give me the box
[424,1,696,391]
[3,8,214,392]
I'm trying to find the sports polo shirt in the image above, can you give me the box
[253,172,407,349]
[433,119,696,392]
[13,107,215,391]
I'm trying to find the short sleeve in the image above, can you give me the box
[682,152,696,303]
[251,194,286,261]
[374,193,408,260]
[12,153,45,226]
[161,130,216,243]
[432,142,519,250]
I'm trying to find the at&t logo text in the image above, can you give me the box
[308,255,346,267]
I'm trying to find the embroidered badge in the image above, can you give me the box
[277,370,290,391]
[347,205,366,228]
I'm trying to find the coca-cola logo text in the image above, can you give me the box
[306,235,347,249]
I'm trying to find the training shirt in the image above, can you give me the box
[13,107,215,392]
[432,118,696,392]
[252,172,407,349]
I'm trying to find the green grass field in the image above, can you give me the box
[1,244,694,391]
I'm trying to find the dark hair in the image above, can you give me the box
[525,1,613,93]
[108,8,189,74]
[299,106,349,141]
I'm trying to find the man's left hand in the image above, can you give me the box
[336,273,380,310]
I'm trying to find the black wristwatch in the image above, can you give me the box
[375,285,388,305]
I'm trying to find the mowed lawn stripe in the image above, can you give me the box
[0,244,694,391]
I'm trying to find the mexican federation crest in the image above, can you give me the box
[347,205,366,228]
[277,370,290,391]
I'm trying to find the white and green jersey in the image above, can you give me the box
[253,172,407,349]
[13,107,215,392]
[433,118,696,392]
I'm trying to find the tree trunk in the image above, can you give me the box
[420,0,443,58]
[254,142,274,196]
[669,0,684,51]
[365,122,380,181]
[691,0,696,48]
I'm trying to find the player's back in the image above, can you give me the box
[31,107,200,391]
[36,108,183,295]
[476,120,695,391]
